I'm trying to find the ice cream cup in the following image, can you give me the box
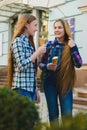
[52,56,58,64]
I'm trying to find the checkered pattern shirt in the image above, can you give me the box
[11,34,36,92]
[39,38,82,76]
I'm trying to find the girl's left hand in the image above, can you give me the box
[47,63,57,71]
[68,37,75,48]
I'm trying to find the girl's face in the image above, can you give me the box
[54,21,65,41]
[26,19,38,36]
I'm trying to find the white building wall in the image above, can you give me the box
[0,23,9,66]
[0,0,87,65]
[0,9,39,66]
[48,0,87,64]
[32,9,40,50]
[80,13,87,63]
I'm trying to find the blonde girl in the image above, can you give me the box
[8,13,46,102]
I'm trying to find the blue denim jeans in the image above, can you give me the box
[43,78,73,121]
[13,88,36,101]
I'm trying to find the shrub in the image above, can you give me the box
[48,113,87,130]
[0,87,40,130]
[35,113,87,130]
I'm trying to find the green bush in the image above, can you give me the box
[35,113,87,130]
[0,87,40,130]
[1,87,86,130]
[49,113,87,130]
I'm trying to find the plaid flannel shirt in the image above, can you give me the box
[11,34,36,92]
[39,38,82,78]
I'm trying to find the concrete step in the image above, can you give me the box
[0,76,7,82]
[0,67,8,86]
[0,81,8,85]
[0,81,8,86]
[0,79,8,83]
[0,68,8,71]
[74,87,87,98]
[73,97,87,106]
[0,72,7,76]
[73,104,87,111]
[0,76,8,85]
[0,73,7,76]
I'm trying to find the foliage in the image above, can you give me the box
[35,113,87,130]
[0,87,40,130]
[49,113,87,130]
[1,87,87,130]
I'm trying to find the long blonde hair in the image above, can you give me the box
[8,13,37,88]
[55,19,76,96]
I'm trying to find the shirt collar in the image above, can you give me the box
[20,34,29,43]
[54,38,64,45]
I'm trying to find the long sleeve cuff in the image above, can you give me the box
[70,45,78,53]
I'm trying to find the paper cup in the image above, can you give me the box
[52,56,58,64]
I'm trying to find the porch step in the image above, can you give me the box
[74,88,87,98]
[73,97,87,106]
[73,104,87,111]
[0,66,8,87]
[73,87,87,111]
